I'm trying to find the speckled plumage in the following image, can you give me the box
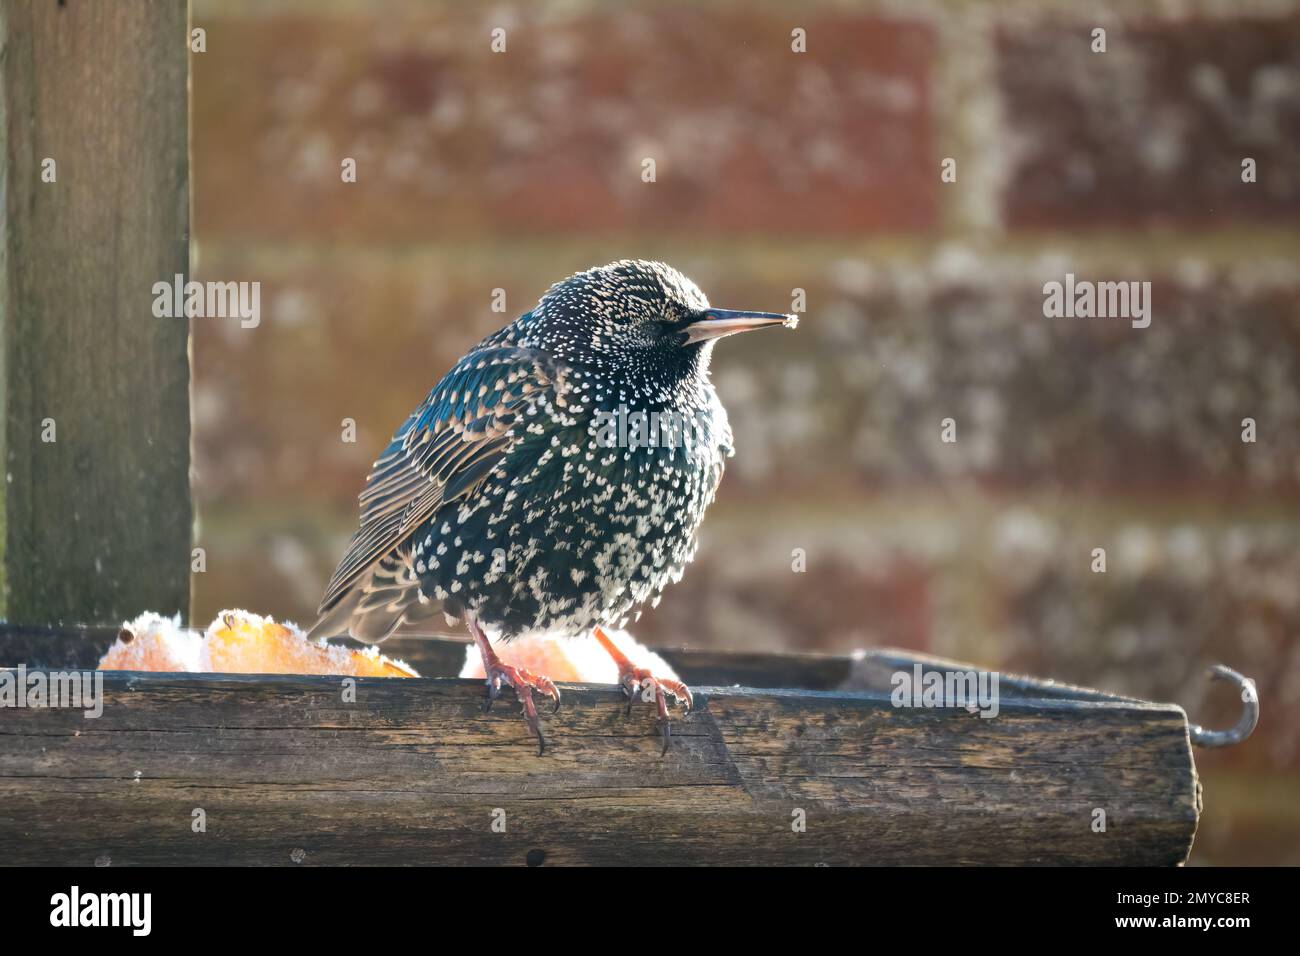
[313,260,790,650]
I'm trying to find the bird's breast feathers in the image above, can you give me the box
[416,355,730,636]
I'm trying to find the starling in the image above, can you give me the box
[311,259,796,753]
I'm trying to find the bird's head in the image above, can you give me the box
[527,260,797,378]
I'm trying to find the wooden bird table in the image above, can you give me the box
[0,625,1255,866]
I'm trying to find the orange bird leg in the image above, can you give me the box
[593,626,693,755]
[469,616,560,756]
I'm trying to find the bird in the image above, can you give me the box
[310,259,797,753]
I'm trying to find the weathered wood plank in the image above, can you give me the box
[0,0,191,623]
[0,670,1199,865]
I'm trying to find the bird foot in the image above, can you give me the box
[618,665,693,756]
[482,660,561,756]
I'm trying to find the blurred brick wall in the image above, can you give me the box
[190,1,1300,862]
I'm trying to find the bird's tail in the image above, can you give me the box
[308,551,460,644]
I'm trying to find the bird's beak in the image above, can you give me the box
[682,308,799,345]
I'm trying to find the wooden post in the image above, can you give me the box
[0,0,191,624]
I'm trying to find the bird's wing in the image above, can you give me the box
[317,345,571,617]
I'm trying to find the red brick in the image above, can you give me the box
[998,17,1300,228]
[192,11,937,239]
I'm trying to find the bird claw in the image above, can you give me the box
[619,666,693,755]
[482,673,503,712]
[482,661,561,755]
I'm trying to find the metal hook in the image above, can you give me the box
[1188,664,1259,748]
